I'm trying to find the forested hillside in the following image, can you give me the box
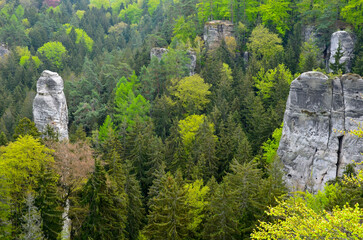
[0,0,363,239]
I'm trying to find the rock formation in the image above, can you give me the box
[0,44,9,58]
[150,48,196,76]
[33,70,69,140]
[203,20,234,49]
[278,72,363,192]
[329,31,355,73]
[150,47,169,61]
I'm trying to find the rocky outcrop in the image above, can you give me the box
[278,72,363,192]
[150,47,168,61]
[186,50,196,76]
[203,20,234,49]
[33,70,69,140]
[0,44,9,58]
[329,31,355,73]
[150,48,196,76]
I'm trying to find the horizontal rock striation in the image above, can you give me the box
[203,20,234,49]
[278,72,363,191]
[33,70,69,140]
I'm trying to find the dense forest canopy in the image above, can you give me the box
[0,0,363,239]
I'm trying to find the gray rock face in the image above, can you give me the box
[278,72,363,192]
[150,47,169,61]
[302,26,317,42]
[150,48,196,76]
[203,20,234,49]
[33,70,69,140]
[0,44,9,58]
[329,31,355,73]
[186,50,196,76]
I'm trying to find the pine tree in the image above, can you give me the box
[330,41,346,74]
[34,166,63,240]
[13,117,41,140]
[0,131,8,146]
[19,193,45,240]
[124,161,145,240]
[144,171,189,240]
[203,182,239,239]
[78,161,127,240]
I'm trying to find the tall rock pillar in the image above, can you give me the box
[33,70,69,140]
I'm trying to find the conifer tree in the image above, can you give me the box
[19,193,45,240]
[144,171,189,239]
[203,182,239,239]
[330,41,346,74]
[13,117,41,140]
[124,161,145,240]
[34,166,63,240]
[78,161,127,240]
[0,131,8,146]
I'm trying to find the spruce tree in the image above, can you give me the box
[330,41,346,74]
[0,131,8,146]
[203,182,239,239]
[144,171,189,239]
[19,193,45,240]
[34,166,63,240]
[124,161,145,240]
[78,161,127,240]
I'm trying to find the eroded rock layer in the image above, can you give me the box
[278,72,363,191]
[33,70,69,140]
[203,20,234,49]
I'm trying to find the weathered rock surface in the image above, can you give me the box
[329,31,355,73]
[0,44,9,58]
[150,47,169,61]
[278,72,363,191]
[203,20,234,49]
[150,48,196,76]
[186,50,196,76]
[33,70,69,140]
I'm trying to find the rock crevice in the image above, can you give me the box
[278,72,363,191]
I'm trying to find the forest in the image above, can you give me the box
[0,0,363,239]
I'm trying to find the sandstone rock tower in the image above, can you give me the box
[329,31,355,73]
[203,20,234,49]
[278,72,363,191]
[33,70,69,140]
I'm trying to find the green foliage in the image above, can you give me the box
[172,16,197,44]
[114,74,150,129]
[13,117,41,140]
[19,193,45,240]
[298,40,321,72]
[247,25,283,69]
[251,201,363,239]
[37,41,68,70]
[119,3,143,24]
[341,0,363,30]
[257,0,291,36]
[64,24,94,52]
[78,161,127,239]
[170,74,211,114]
[0,131,8,146]
[254,64,293,101]
[148,0,160,15]
[0,136,54,235]
[260,125,282,164]
[144,171,189,239]
[330,41,346,74]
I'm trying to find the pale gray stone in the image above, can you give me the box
[33,70,69,140]
[278,72,363,192]
[329,31,355,73]
[203,20,234,49]
[150,47,168,61]
[0,44,9,58]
